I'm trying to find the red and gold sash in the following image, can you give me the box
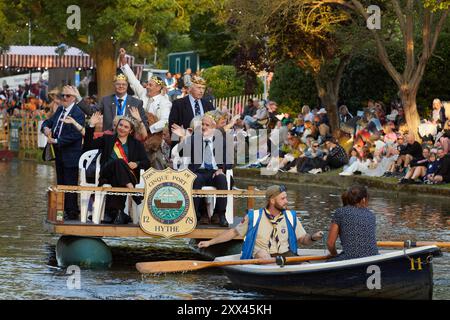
[113,140,129,164]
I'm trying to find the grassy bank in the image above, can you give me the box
[233,168,450,198]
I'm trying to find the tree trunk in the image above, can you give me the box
[315,78,339,135]
[92,40,116,98]
[399,85,421,141]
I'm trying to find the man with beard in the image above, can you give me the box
[198,185,323,259]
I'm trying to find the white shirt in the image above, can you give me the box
[188,94,205,117]
[200,137,218,170]
[146,94,172,134]
[54,102,75,143]
[120,63,171,133]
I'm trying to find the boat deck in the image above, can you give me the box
[44,220,243,239]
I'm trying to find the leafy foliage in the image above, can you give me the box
[202,65,262,98]
[269,60,318,112]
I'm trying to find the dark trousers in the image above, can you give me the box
[99,159,137,212]
[193,170,228,218]
[55,160,79,213]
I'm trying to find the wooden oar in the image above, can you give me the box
[377,241,450,249]
[136,255,328,274]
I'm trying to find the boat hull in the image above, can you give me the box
[219,246,441,300]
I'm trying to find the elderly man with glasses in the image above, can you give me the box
[77,72,148,138]
[198,185,323,259]
[41,86,85,221]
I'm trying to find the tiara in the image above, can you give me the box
[114,115,138,130]
[114,74,128,82]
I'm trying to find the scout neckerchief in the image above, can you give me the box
[113,139,129,164]
[264,209,284,253]
[115,95,128,116]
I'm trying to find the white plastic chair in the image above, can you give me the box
[202,169,234,224]
[93,169,145,225]
[78,149,100,223]
[127,169,145,224]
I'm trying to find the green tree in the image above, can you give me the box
[2,0,215,97]
[225,0,364,133]
[269,60,318,112]
[202,65,262,98]
[322,0,450,139]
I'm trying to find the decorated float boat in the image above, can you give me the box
[44,168,263,268]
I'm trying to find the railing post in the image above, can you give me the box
[247,186,255,210]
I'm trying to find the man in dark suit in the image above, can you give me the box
[175,114,233,227]
[78,73,149,134]
[41,86,85,220]
[169,76,214,146]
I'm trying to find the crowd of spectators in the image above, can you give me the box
[248,98,450,185]
[1,71,449,189]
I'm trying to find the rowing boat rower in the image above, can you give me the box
[198,185,323,259]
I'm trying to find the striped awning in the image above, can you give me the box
[0,46,134,69]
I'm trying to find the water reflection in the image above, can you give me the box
[0,161,448,299]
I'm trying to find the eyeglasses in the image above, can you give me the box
[313,145,319,147]
[279,185,287,193]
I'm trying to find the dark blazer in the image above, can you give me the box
[169,95,214,141]
[79,94,148,132]
[41,104,85,168]
[83,126,150,177]
[179,129,233,173]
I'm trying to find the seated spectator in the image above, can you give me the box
[393,133,422,175]
[317,108,329,126]
[83,115,150,224]
[435,120,450,154]
[279,134,302,172]
[293,117,305,136]
[423,151,441,184]
[302,105,314,122]
[400,147,430,184]
[431,98,446,129]
[340,148,371,176]
[344,147,360,170]
[321,136,349,170]
[301,120,314,144]
[243,101,269,130]
[339,105,353,124]
[241,98,258,120]
[297,140,325,173]
[418,119,438,143]
[429,152,450,184]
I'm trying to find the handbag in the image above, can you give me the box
[42,143,56,161]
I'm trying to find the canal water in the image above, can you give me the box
[0,160,448,299]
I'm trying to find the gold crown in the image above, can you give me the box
[114,73,128,82]
[191,75,206,86]
[205,110,226,123]
[151,76,165,87]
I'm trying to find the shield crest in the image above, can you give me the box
[140,168,197,238]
